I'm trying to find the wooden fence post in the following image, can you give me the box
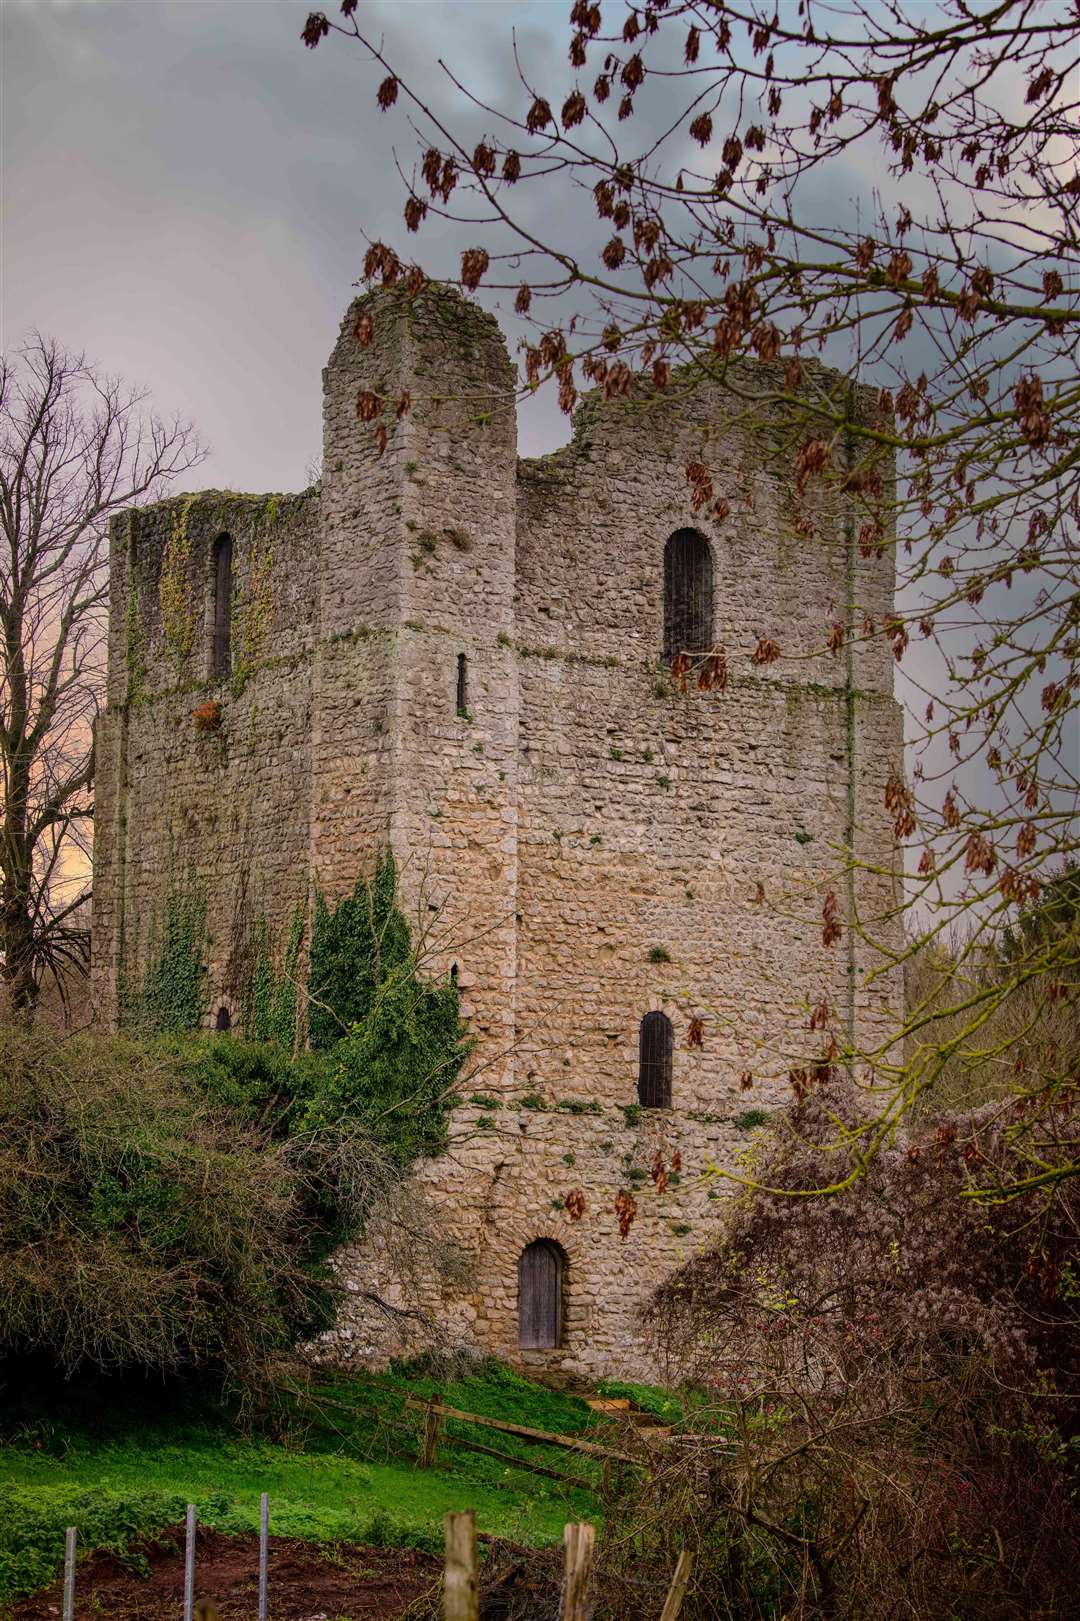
[257,1491,269,1621]
[419,1397,444,1469]
[658,1551,694,1621]
[443,1509,479,1621]
[62,1527,76,1621]
[559,1521,595,1621]
[183,1505,196,1621]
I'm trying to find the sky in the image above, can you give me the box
[2,0,576,490]
[4,0,1073,910]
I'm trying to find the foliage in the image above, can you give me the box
[304,851,469,1163]
[301,1,1080,1193]
[0,1360,603,1602]
[0,1025,384,1389]
[159,494,199,668]
[300,959,466,1165]
[0,338,202,1016]
[902,871,1080,1175]
[639,1085,1080,1619]
[308,849,410,1050]
[128,891,207,1035]
[248,904,304,1050]
[0,1482,189,1603]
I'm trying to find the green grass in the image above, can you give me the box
[0,1361,604,1605]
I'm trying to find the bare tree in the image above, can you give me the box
[1,337,202,1019]
[300,0,1079,1192]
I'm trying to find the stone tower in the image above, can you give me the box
[92,284,903,1380]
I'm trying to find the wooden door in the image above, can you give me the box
[517,1240,563,1349]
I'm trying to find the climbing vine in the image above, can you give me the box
[232,496,278,693]
[305,851,469,1164]
[127,890,207,1034]
[159,494,199,669]
[247,903,304,1050]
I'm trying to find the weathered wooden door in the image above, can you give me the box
[517,1240,564,1349]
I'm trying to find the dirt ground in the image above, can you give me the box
[11,1525,442,1621]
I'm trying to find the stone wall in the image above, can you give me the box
[92,490,319,1026]
[93,284,904,1381]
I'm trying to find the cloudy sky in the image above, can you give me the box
[5,0,1073,880]
[3,0,576,489]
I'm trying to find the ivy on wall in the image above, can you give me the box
[232,495,278,696]
[308,850,409,1051]
[159,495,199,669]
[126,892,207,1034]
[305,851,469,1165]
[247,904,304,1050]
[122,853,464,1172]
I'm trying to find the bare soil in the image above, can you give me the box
[10,1526,441,1621]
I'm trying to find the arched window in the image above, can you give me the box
[456,652,468,716]
[214,1006,231,1032]
[638,1011,673,1108]
[663,529,713,663]
[517,1239,565,1349]
[212,534,233,679]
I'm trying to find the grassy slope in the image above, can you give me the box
[0,1362,606,1605]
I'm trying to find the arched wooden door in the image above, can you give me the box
[517,1239,564,1349]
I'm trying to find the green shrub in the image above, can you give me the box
[0,1027,364,1388]
[0,1483,190,1603]
[300,960,465,1165]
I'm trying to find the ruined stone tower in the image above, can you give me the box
[92,285,903,1379]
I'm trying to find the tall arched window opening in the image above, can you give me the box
[638,1011,673,1108]
[663,529,713,663]
[215,1006,231,1032]
[517,1239,565,1349]
[212,534,233,679]
[456,652,468,716]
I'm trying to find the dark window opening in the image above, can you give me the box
[456,652,468,716]
[212,534,233,679]
[517,1239,565,1350]
[450,962,459,986]
[663,529,713,663]
[215,1006,231,1032]
[638,1011,673,1108]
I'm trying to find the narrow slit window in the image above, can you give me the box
[663,529,713,663]
[212,534,233,679]
[638,1011,673,1108]
[517,1239,564,1349]
[456,653,468,716]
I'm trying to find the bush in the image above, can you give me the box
[637,1085,1080,1619]
[0,1483,189,1602]
[0,1027,369,1388]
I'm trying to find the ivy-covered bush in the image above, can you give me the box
[0,1026,371,1389]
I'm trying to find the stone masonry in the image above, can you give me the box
[92,284,903,1381]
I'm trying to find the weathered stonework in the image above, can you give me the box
[92,285,903,1380]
